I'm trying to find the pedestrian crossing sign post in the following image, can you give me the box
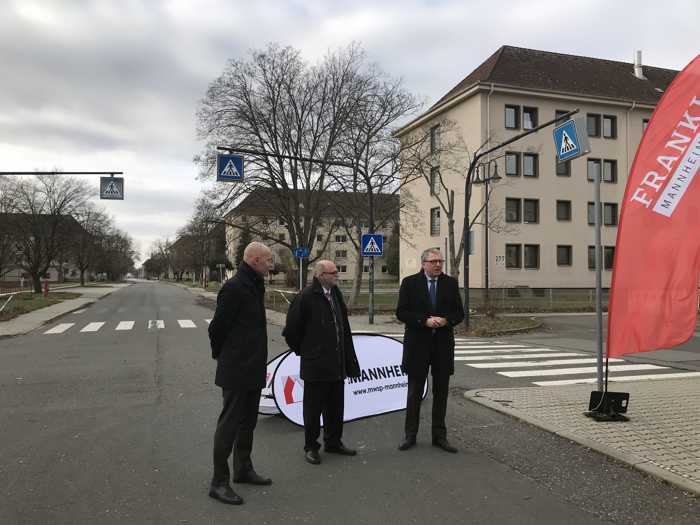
[361,234,383,257]
[216,154,244,182]
[553,116,590,163]
[100,176,124,200]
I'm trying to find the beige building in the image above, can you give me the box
[224,189,398,284]
[397,46,677,289]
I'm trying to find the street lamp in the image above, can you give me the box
[463,159,501,329]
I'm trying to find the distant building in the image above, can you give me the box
[396,46,677,288]
[223,188,399,284]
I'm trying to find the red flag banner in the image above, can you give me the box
[607,54,700,357]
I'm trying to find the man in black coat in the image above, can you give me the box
[283,260,361,465]
[208,242,274,505]
[396,248,464,453]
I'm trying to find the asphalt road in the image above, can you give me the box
[1,282,698,524]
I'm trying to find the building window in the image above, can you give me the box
[523,153,538,177]
[524,245,539,269]
[556,159,571,177]
[588,245,597,269]
[505,105,519,129]
[334,234,347,242]
[430,207,440,236]
[505,198,522,223]
[587,202,596,225]
[506,244,522,268]
[363,265,369,273]
[556,200,572,221]
[316,234,323,242]
[557,245,572,266]
[603,160,617,183]
[555,109,571,121]
[430,125,440,154]
[523,107,538,130]
[603,203,618,226]
[338,265,347,273]
[278,233,285,241]
[643,119,650,132]
[587,114,601,137]
[430,166,440,195]
[381,265,388,273]
[587,158,601,181]
[604,246,615,270]
[335,250,347,258]
[523,199,539,223]
[505,152,520,176]
[603,115,617,138]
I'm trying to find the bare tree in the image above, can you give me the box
[0,176,18,280]
[72,203,110,286]
[196,43,375,286]
[6,175,91,292]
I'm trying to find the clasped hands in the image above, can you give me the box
[425,316,447,328]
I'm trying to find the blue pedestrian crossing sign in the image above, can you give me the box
[553,117,590,162]
[361,234,383,257]
[216,154,244,182]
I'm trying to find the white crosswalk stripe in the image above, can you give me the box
[455,348,558,355]
[148,320,165,329]
[178,320,196,328]
[45,323,75,334]
[116,321,135,331]
[534,371,700,386]
[80,322,105,333]
[468,358,624,369]
[456,352,585,361]
[500,364,666,378]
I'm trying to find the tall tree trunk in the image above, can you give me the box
[32,274,41,294]
[80,269,85,286]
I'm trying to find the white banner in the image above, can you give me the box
[259,351,289,415]
[270,334,427,427]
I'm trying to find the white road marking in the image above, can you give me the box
[455,348,559,355]
[178,320,196,328]
[534,371,700,386]
[500,364,666,378]
[455,344,529,349]
[116,321,135,331]
[468,358,623,369]
[205,319,211,324]
[148,320,165,329]
[80,322,105,333]
[457,352,584,361]
[44,323,74,334]
[72,309,86,314]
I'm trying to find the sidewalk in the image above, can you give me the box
[0,284,129,337]
[466,379,700,496]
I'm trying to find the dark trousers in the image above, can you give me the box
[404,371,449,440]
[303,380,344,451]
[212,387,261,486]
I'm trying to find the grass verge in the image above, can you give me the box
[0,292,81,322]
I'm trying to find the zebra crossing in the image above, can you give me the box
[42,319,212,334]
[372,332,700,387]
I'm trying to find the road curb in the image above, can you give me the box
[464,388,700,497]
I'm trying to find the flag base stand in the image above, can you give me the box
[584,391,630,422]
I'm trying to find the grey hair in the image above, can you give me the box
[420,248,442,262]
[314,259,333,277]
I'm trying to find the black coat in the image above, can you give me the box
[396,270,465,377]
[208,261,268,390]
[283,278,361,382]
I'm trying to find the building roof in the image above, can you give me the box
[227,188,399,219]
[431,45,678,112]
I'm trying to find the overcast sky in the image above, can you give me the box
[0,0,697,264]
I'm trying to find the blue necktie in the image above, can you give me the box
[429,279,437,309]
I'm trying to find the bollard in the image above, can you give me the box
[43,279,49,297]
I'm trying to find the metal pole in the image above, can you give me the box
[594,163,604,391]
[369,256,375,324]
[299,256,303,292]
[444,237,449,275]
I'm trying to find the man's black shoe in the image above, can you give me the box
[398,436,417,451]
[208,484,244,505]
[233,470,272,485]
[325,443,356,456]
[432,437,458,453]
[305,449,321,465]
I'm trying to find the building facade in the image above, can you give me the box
[397,46,677,288]
[224,189,398,285]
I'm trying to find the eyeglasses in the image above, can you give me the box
[323,271,339,275]
[424,259,443,264]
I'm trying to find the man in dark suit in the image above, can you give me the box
[396,248,465,453]
[208,242,274,505]
[283,260,361,465]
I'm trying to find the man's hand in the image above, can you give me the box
[425,316,447,328]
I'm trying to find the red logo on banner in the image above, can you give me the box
[607,54,700,357]
[283,376,303,405]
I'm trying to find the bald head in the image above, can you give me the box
[243,242,274,276]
